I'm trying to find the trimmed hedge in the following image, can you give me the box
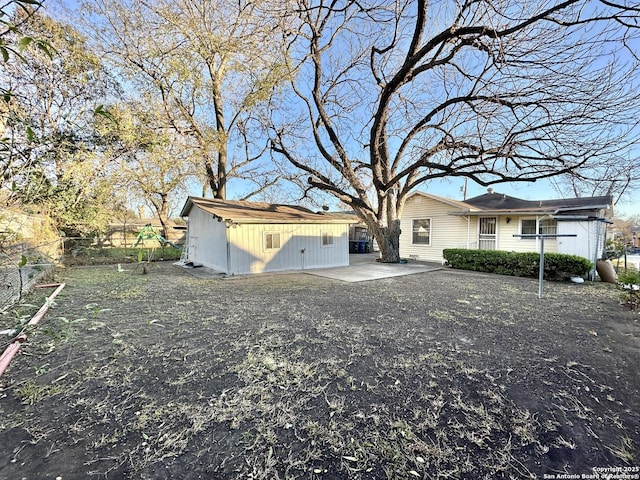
[442,249,593,280]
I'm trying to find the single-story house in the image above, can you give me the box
[179,197,358,275]
[400,189,613,268]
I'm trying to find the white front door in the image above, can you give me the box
[479,217,497,250]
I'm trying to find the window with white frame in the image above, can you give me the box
[321,231,334,247]
[521,219,537,236]
[412,219,431,245]
[539,219,557,235]
[264,232,281,250]
[520,218,557,237]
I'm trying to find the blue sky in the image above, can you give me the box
[426,177,638,218]
[47,0,639,220]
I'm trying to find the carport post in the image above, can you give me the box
[513,233,577,299]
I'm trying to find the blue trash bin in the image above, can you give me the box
[358,240,366,253]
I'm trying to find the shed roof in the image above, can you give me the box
[180,197,358,224]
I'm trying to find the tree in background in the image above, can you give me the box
[271,0,640,262]
[551,155,640,207]
[81,0,288,200]
[1,1,50,194]
[1,7,119,236]
[612,215,640,246]
[97,102,199,236]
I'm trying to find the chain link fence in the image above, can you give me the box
[0,209,62,311]
[0,241,58,312]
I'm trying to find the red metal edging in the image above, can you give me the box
[0,283,66,377]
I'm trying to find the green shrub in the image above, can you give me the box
[617,268,640,311]
[442,249,593,280]
[62,245,182,266]
[618,267,640,286]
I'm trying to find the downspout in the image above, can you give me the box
[466,216,470,248]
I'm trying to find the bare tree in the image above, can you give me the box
[79,0,288,199]
[270,0,640,262]
[551,155,640,206]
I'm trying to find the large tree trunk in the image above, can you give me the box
[216,147,227,199]
[212,77,227,200]
[375,219,401,263]
[151,193,170,240]
[363,208,402,263]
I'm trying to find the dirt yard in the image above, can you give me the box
[0,262,638,479]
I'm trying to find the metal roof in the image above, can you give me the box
[180,197,358,224]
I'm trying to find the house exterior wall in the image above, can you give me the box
[495,216,519,251]
[499,216,558,254]
[227,223,350,275]
[400,195,475,263]
[185,206,228,271]
[400,193,606,264]
[556,219,604,264]
[632,228,640,248]
[400,196,566,261]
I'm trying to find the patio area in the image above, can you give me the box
[304,253,442,282]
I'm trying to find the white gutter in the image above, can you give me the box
[551,215,612,223]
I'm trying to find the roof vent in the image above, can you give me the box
[487,188,494,194]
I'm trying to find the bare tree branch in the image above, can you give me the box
[271,0,640,261]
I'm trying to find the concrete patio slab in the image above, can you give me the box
[175,254,443,282]
[305,254,442,282]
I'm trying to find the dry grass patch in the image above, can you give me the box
[0,263,637,479]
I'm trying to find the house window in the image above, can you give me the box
[539,219,557,235]
[321,231,334,247]
[265,232,281,250]
[521,219,557,237]
[412,219,431,245]
[521,219,537,236]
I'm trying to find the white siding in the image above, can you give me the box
[399,194,605,263]
[497,216,558,254]
[185,207,228,271]
[185,202,352,275]
[400,195,474,263]
[228,223,350,275]
[495,217,520,251]
[400,196,563,261]
[557,220,604,263]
